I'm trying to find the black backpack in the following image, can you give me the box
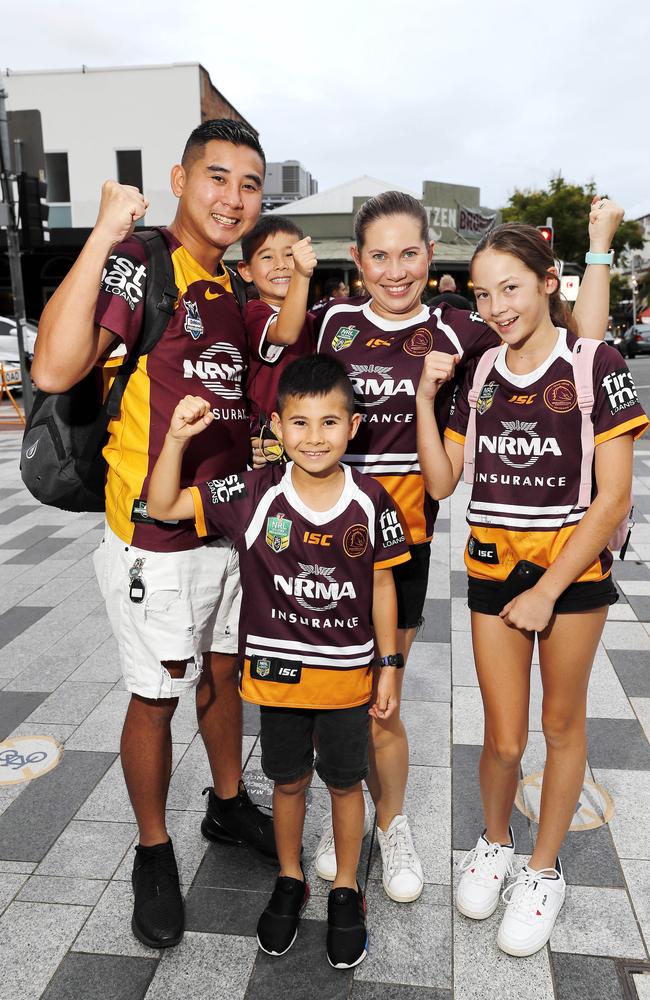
[20,229,248,513]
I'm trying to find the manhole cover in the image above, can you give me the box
[515,772,615,830]
[0,735,63,785]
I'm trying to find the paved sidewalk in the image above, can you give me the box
[0,427,649,1000]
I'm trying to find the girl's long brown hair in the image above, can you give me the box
[471,223,574,331]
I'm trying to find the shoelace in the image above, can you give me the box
[318,816,335,855]
[501,867,559,919]
[459,841,514,883]
[135,850,178,896]
[383,819,419,876]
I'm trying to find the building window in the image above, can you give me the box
[116,150,143,191]
[44,152,72,228]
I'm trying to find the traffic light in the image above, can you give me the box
[17,174,49,251]
[536,224,554,248]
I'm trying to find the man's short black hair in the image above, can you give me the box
[241,215,304,263]
[182,119,266,171]
[277,356,355,415]
[323,276,345,297]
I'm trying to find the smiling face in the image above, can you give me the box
[273,388,361,478]
[171,139,264,256]
[471,249,558,349]
[238,231,296,306]
[351,213,434,321]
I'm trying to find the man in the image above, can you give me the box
[428,273,473,310]
[32,119,275,949]
[310,275,349,314]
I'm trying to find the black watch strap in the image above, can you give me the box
[377,653,405,669]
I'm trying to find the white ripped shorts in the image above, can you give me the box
[93,522,241,700]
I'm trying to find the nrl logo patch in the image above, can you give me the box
[477,381,498,415]
[256,657,271,678]
[183,299,204,340]
[331,325,359,352]
[266,513,292,553]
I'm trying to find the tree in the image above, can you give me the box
[502,175,644,264]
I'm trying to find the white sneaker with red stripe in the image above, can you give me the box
[497,858,566,957]
[456,828,515,920]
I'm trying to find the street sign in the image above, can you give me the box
[561,274,580,302]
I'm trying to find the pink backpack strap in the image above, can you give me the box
[572,338,601,508]
[464,346,502,485]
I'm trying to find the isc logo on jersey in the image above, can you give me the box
[478,421,561,470]
[101,254,146,311]
[349,364,415,407]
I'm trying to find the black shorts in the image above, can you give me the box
[259,702,370,789]
[467,574,619,616]
[393,542,431,629]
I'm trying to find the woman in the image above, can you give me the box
[416,221,647,952]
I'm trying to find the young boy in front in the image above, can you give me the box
[147,355,409,969]
[238,216,317,460]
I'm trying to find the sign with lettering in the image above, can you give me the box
[457,205,497,239]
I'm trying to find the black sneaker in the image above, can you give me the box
[257,874,310,956]
[131,839,184,949]
[201,781,278,863]
[326,885,368,969]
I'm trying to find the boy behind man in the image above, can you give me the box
[148,355,410,969]
[238,216,317,450]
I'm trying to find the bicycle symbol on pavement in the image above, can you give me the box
[0,735,63,785]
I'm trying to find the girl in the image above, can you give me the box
[416,222,648,955]
[312,192,620,903]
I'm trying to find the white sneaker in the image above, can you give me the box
[497,858,566,957]
[376,814,424,903]
[314,800,373,881]
[456,828,515,920]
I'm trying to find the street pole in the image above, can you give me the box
[0,87,34,414]
[631,273,638,328]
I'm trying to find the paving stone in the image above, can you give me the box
[450,570,468,598]
[167,733,256,812]
[0,523,63,550]
[401,700,450,766]
[451,597,471,631]
[0,750,115,861]
[418,599,451,643]
[67,635,122,684]
[551,885,646,958]
[0,860,36,874]
[593,769,650,861]
[25,681,113,726]
[452,744,532,855]
[633,974,650,1000]
[185,885,269,936]
[245,918,350,998]
[17,875,108,906]
[452,686,483,744]
[628,596,650,621]
[613,561,650,580]
[452,850,554,1000]
[191,833,278,894]
[587,719,650,770]
[146,931,257,1000]
[557,824,625,888]
[65,690,130,752]
[0,605,52,649]
[0,505,39,524]
[8,722,77,743]
[0,689,49,738]
[0,872,29,914]
[351,987,451,1000]
[355,882,451,988]
[0,901,91,1000]
[609,651,650,697]
[72,879,161,958]
[4,537,74,564]
[37,819,136,879]
[587,650,636,719]
[3,652,86,693]
[401,642,451,703]
[618,580,650,596]
[602,621,650,650]
[451,630,479,687]
[549,953,626,1000]
[620,859,650,949]
[40,952,157,1000]
[633,698,650,744]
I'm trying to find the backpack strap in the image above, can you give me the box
[225,264,251,313]
[572,338,601,508]
[463,345,501,485]
[105,228,178,420]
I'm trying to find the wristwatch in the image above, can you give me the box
[377,653,405,669]
[585,250,614,266]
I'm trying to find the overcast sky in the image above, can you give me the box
[4,0,648,218]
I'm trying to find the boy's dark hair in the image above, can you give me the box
[241,215,304,263]
[354,190,429,250]
[323,275,344,297]
[277,356,355,415]
[182,119,266,171]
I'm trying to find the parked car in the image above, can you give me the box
[0,316,38,392]
[618,324,650,359]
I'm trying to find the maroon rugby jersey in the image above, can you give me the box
[316,298,497,543]
[444,329,649,582]
[95,228,249,551]
[189,463,410,709]
[243,299,314,428]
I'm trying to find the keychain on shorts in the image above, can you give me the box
[129,557,146,604]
